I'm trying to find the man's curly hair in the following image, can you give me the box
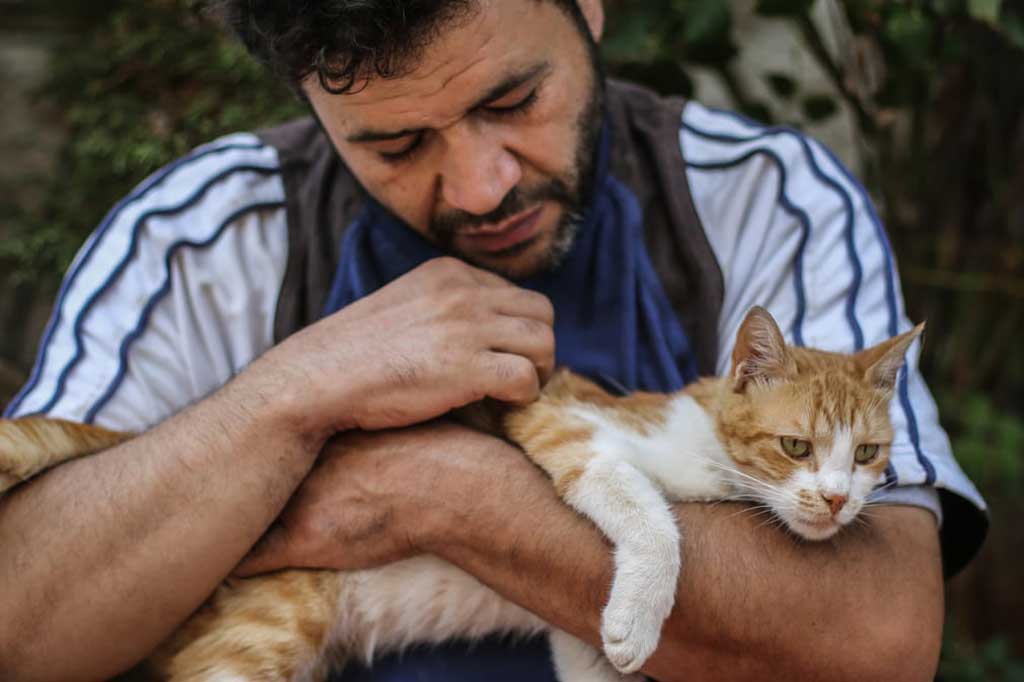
[215,0,582,95]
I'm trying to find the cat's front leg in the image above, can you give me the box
[563,456,681,675]
[548,629,645,682]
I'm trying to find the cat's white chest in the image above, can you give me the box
[569,395,731,501]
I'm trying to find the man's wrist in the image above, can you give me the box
[214,357,335,456]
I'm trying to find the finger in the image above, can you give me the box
[483,316,556,385]
[233,525,297,577]
[474,352,542,406]
[490,287,555,326]
[461,262,515,289]
[420,257,513,290]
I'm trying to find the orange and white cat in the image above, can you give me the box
[0,306,923,682]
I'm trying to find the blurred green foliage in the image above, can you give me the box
[0,0,304,285]
[940,633,1024,682]
[943,392,1024,495]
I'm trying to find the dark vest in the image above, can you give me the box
[258,79,725,376]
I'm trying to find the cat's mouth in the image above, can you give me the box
[788,514,841,540]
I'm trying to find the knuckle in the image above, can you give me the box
[517,317,544,337]
[507,361,540,396]
[524,290,555,321]
[428,256,465,277]
[515,318,555,360]
[441,288,479,319]
[417,257,464,289]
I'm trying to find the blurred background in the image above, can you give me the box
[1,0,1022,678]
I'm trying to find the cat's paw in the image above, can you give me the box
[599,545,680,673]
[601,598,667,674]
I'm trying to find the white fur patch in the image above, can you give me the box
[333,557,544,664]
[569,394,732,501]
[818,426,854,499]
[202,672,250,682]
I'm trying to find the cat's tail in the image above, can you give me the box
[0,417,133,494]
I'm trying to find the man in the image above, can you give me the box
[0,1,986,680]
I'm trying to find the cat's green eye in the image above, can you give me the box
[780,437,811,459]
[855,444,880,464]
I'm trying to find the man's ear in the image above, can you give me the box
[576,0,605,42]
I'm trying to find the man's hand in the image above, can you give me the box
[235,421,507,576]
[246,257,555,440]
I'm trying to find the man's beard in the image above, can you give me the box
[428,49,605,279]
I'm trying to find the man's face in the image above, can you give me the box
[304,0,604,280]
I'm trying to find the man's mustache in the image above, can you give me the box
[430,179,576,238]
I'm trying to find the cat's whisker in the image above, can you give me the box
[869,479,900,495]
[851,508,882,523]
[754,513,787,533]
[847,514,875,533]
[740,508,781,526]
[722,503,776,522]
[693,458,796,506]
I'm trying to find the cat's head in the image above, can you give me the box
[718,307,924,541]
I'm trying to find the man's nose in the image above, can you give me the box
[439,124,522,216]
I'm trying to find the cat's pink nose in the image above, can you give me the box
[822,493,847,516]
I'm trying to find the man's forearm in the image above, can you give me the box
[0,258,561,682]
[418,443,944,682]
[0,379,321,682]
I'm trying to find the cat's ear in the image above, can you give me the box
[855,322,926,393]
[730,306,794,392]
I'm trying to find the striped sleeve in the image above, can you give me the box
[4,133,290,432]
[680,102,987,573]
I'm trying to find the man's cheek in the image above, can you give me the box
[367,174,433,230]
[512,132,579,182]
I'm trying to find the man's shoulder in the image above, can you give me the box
[101,131,290,266]
[3,132,291,427]
[117,131,288,237]
[255,116,332,166]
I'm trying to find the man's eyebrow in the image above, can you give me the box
[346,62,550,144]
[467,62,550,111]
[347,126,426,143]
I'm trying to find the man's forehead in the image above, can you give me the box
[306,0,558,132]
